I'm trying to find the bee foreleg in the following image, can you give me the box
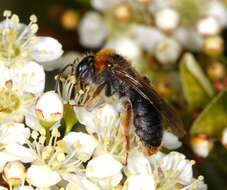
[84,83,106,111]
[119,97,132,165]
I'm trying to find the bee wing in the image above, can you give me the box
[113,67,185,137]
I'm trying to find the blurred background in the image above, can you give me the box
[2,0,227,189]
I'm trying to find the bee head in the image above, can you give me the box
[76,55,96,84]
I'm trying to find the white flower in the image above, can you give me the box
[105,37,141,63]
[63,132,98,161]
[132,25,165,53]
[79,12,108,48]
[86,154,123,188]
[191,135,213,158]
[75,103,128,163]
[0,122,36,172]
[155,38,181,64]
[0,11,63,66]
[35,91,63,126]
[24,128,95,188]
[2,161,26,186]
[155,8,179,31]
[0,61,45,95]
[126,150,207,190]
[162,131,182,150]
[197,17,220,36]
[26,164,61,188]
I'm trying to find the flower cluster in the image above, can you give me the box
[79,0,227,66]
[0,91,207,190]
[0,10,63,125]
[0,10,207,190]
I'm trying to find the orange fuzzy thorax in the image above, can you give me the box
[95,49,115,73]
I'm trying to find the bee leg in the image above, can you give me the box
[84,83,106,111]
[120,98,132,165]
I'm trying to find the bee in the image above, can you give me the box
[56,49,184,156]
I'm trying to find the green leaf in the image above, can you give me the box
[63,104,78,134]
[180,53,214,110]
[190,90,227,137]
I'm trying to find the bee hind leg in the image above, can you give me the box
[119,97,132,165]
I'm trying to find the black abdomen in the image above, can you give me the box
[130,91,163,148]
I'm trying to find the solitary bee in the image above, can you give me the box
[56,49,184,155]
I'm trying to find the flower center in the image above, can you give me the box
[0,87,20,119]
[0,11,38,62]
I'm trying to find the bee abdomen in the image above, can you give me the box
[130,94,163,147]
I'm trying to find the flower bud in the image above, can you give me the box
[207,61,226,81]
[61,9,79,30]
[114,4,132,22]
[2,161,26,186]
[221,127,227,148]
[191,134,213,158]
[155,38,181,65]
[155,8,179,31]
[203,36,224,56]
[35,91,63,128]
[197,17,220,36]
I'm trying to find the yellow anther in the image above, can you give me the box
[30,14,37,23]
[52,128,60,137]
[198,175,204,180]
[57,152,66,162]
[31,24,38,33]
[39,136,46,144]
[31,130,39,140]
[3,10,12,17]
[11,14,19,23]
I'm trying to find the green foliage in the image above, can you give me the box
[190,90,227,137]
[180,53,214,110]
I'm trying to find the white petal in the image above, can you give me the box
[79,12,108,47]
[5,143,36,163]
[197,17,220,36]
[132,25,165,53]
[26,164,61,188]
[0,186,7,190]
[91,0,122,11]
[0,151,19,172]
[174,27,203,51]
[123,175,155,190]
[162,131,182,150]
[43,51,80,71]
[155,8,179,31]
[206,1,227,27]
[105,37,141,62]
[29,37,63,62]
[63,132,98,161]
[97,172,122,188]
[86,154,122,179]
[160,152,193,185]
[148,151,165,167]
[74,107,97,133]
[126,149,151,175]
[19,61,45,94]
[0,122,30,145]
[64,174,100,190]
